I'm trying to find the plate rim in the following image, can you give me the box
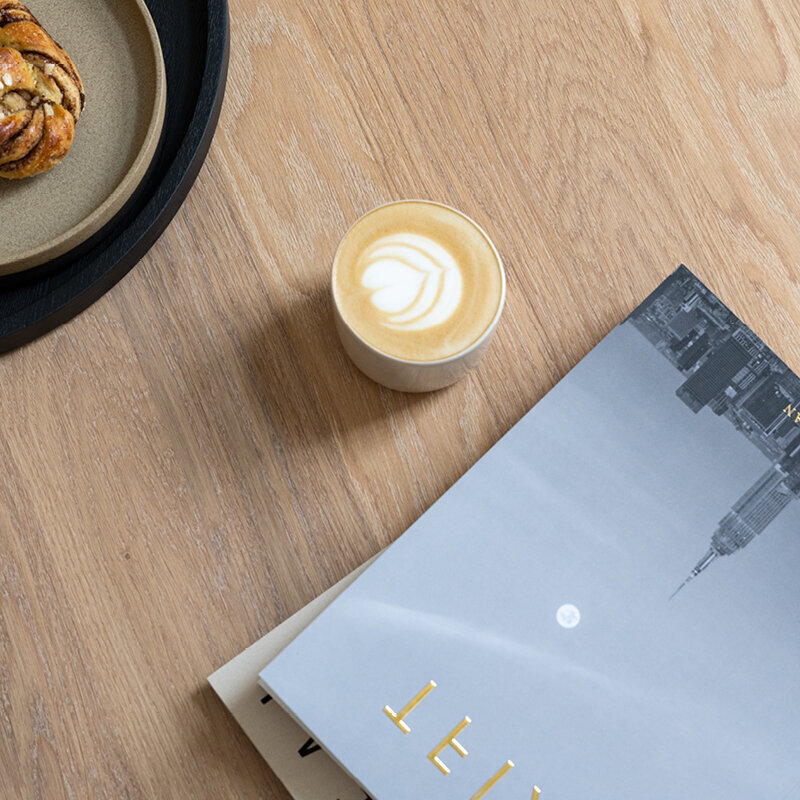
[0,0,168,276]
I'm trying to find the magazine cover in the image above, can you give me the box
[260,266,800,800]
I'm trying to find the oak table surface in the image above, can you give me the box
[3,0,800,796]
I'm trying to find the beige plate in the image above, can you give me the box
[0,0,167,276]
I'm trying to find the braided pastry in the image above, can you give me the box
[0,1,84,179]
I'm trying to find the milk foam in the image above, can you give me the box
[360,233,463,331]
[333,201,504,362]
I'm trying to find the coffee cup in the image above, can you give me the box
[331,200,505,392]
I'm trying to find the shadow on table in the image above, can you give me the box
[147,276,462,578]
[238,282,442,448]
[148,682,292,799]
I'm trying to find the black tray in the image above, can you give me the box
[0,0,229,353]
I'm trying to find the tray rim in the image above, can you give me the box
[0,0,229,353]
[0,0,168,276]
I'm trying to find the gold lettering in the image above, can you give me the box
[427,716,471,775]
[785,403,797,418]
[796,412,800,424]
[383,680,436,735]
[470,760,514,799]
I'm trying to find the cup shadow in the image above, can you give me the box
[238,281,434,450]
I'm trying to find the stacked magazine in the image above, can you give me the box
[210,266,800,800]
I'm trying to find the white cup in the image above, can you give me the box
[331,201,506,393]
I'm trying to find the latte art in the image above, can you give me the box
[361,234,463,331]
[333,201,504,363]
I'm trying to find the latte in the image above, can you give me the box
[332,201,504,363]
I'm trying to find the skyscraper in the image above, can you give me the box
[672,463,792,597]
[676,337,751,413]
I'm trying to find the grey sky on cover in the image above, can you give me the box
[261,320,800,800]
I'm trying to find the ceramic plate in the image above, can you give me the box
[0,0,166,276]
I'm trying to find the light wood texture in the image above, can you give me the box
[3,0,800,796]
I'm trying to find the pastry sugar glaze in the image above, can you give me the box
[333,201,503,362]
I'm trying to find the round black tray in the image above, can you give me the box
[0,0,229,353]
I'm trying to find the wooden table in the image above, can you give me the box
[3,0,800,796]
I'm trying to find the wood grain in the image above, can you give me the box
[3,0,800,796]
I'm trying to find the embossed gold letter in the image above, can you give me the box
[427,716,471,775]
[383,680,437,735]
[470,760,514,798]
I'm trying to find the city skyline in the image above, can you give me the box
[629,265,800,594]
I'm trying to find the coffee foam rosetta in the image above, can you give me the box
[333,202,503,362]
[360,234,463,330]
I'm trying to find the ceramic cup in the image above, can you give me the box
[331,200,506,392]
